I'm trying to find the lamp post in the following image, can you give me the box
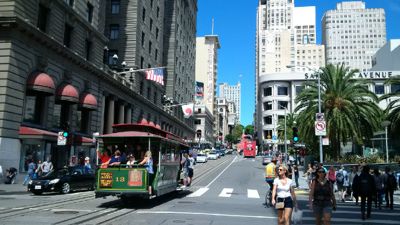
[381,120,390,163]
[287,65,323,163]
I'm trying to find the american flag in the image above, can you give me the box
[145,68,164,85]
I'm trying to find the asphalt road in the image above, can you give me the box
[0,155,399,225]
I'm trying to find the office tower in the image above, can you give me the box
[219,82,241,124]
[322,1,386,71]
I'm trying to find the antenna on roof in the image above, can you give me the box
[211,17,214,35]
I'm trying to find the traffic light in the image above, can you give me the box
[62,131,69,138]
[292,127,299,143]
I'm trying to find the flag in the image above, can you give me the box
[145,68,164,85]
[181,103,194,118]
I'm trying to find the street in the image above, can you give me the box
[0,155,399,225]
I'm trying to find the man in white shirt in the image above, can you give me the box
[41,157,53,175]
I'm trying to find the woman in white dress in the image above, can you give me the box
[272,164,298,225]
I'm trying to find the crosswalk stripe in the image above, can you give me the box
[187,187,209,197]
[219,188,233,197]
[247,189,260,198]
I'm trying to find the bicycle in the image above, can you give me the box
[264,188,273,208]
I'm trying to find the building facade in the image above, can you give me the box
[193,105,215,145]
[0,0,196,172]
[216,97,230,143]
[322,1,386,71]
[371,39,400,71]
[219,82,241,124]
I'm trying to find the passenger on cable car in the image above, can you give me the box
[126,154,136,168]
[97,147,111,168]
[109,150,122,167]
[138,150,154,195]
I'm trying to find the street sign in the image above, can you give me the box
[322,137,329,145]
[316,113,325,121]
[57,131,67,145]
[315,120,327,136]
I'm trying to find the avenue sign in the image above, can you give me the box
[305,71,399,80]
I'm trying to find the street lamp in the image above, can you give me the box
[267,102,288,164]
[287,65,323,163]
[381,120,390,163]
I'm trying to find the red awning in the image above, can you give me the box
[56,84,79,103]
[75,135,94,145]
[100,131,164,139]
[19,126,57,140]
[79,93,97,110]
[27,72,55,94]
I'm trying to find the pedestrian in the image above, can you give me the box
[84,157,91,173]
[272,164,298,225]
[180,153,189,188]
[41,157,53,176]
[336,165,348,202]
[138,150,154,196]
[187,153,195,186]
[327,166,336,188]
[372,168,383,209]
[293,164,299,188]
[348,165,357,201]
[352,165,362,205]
[309,167,336,225]
[383,166,397,210]
[358,165,375,220]
[35,160,43,177]
[22,159,36,185]
[306,164,316,189]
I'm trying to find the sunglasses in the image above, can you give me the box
[278,168,284,171]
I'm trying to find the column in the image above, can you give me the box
[118,103,125,124]
[106,97,115,134]
[125,106,132,124]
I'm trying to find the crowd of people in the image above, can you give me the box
[266,157,399,225]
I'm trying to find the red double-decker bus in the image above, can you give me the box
[240,134,256,158]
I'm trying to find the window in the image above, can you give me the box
[150,18,153,31]
[148,41,152,54]
[263,130,272,139]
[197,108,201,113]
[391,84,400,94]
[111,0,120,14]
[295,85,304,95]
[64,0,74,7]
[85,39,92,60]
[156,7,160,18]
[263,87,272,96]
[63,24,73,47]
[264,116,272,125]
[76,109,90,133]
[263,102,272,110]
[53,103,71,129]
[375,84,384,95]
[110,24,119,39]
[155,49,158,60]
[87,3,94,23]
[156,28,159,39]
[150,0,154,8]
[194,119,201,125]
[278,101,288,110]
[142,7,146,22]
[277,86,288,95]
[139,81,144,95]
[154,92,157,104]
[141,32,145,47]
[140,56,144,68]
[23,95,45,124]
[37,4,49,32]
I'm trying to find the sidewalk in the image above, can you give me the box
[0,172,29,195]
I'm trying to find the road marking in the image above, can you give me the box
[247,189,260,198]
[136,210,277,219]
[205,156,237,188]
[301,216,400,224]
[51,208,92,212]
[219,188,233,197]
[187,187,209,197]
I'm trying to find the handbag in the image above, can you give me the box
[275,202,284,209]
[291,208,303,224]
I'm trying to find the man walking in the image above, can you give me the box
[358,165,375,220]
[383,166,397,210]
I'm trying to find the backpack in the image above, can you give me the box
[336,171,344,183]
[387,174,398,190]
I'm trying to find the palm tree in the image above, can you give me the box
[295,64,382,160]
[276,113,297,142]
[380,75,400,130]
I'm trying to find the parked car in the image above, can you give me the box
[208,151,218,160]
[218,149,225,157]
[262,156,272,165]
[28,166,95,195]
[196,153,208,163]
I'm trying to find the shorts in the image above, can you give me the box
[188,168,193,178]
[313,202,332,216]
[277,197,293,209]
[337,183,346,192]
[183,169,189,178]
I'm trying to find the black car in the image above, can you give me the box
[28,166,95,195]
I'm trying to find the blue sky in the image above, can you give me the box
[196,0,400,126]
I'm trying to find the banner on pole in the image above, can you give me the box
[182,103,194,118]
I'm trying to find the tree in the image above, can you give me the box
[244,125,254,135]
[295,64,382,160]
[380,75,400,131]
[276,113,297,142]
[232,124,244,142]
[225,134,236,144]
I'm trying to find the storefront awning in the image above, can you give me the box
[19,126,57,140]
[100,131,163,139]
[74,135,94,146]
[56,84,79,103]
[79,93,97,110]
[27,72,55,95]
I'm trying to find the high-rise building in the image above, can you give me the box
[195,35,221,117]
[219,82,241,123]
[256,0,325,149]
[322,1,386,71]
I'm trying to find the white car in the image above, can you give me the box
[196,154,208,163]
[208,151,218,160]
